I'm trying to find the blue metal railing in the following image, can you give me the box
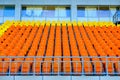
[0,56,120,76]
[113,11,120,24]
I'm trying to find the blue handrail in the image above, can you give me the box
[113,11,120,24]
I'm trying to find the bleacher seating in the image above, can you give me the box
[0,20,120,75]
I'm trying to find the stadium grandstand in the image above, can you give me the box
[0,0,120,80]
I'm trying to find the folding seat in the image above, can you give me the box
[21,61,31,73]
[0,61,9,73]
[10,60,22,73]
[107,30,120,47]
[106,62,114,74]
[61,23,71,73]
[83,61,92,73]
[114,62,120,73]
[43,59,52,73]
[33,62,41,73]
[112,30,120,40]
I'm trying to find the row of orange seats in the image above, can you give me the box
[62,23,71,73]
[53,23,62,73]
